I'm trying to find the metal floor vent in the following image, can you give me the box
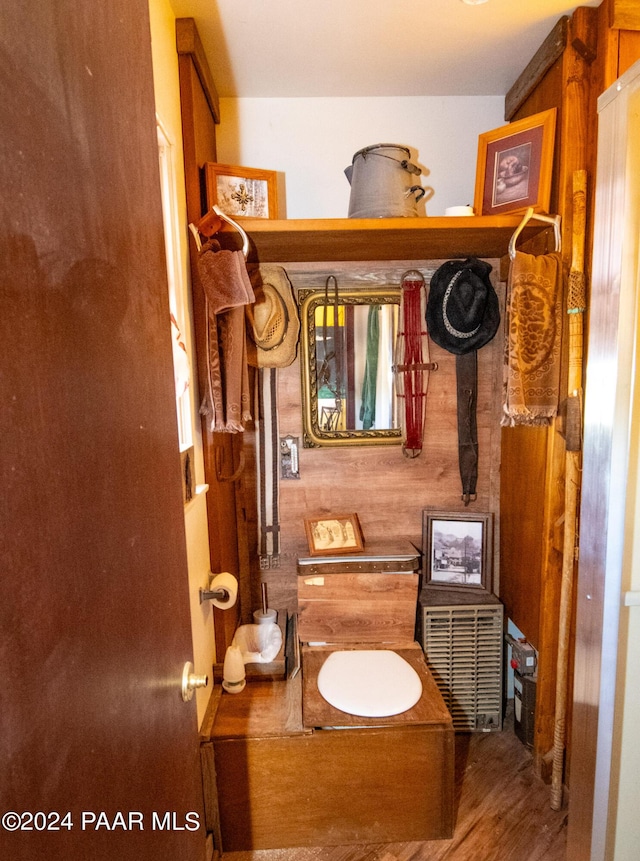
[422,603,504,732]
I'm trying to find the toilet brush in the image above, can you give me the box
[253,582,277,625]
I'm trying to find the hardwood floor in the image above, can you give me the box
[220,706,567,861]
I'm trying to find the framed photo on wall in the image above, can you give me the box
[304,513,365,557]
[422,509,493,592]
[473,108,556,216]
[205,162,279,219]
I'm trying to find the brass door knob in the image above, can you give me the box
[181,661,208,702]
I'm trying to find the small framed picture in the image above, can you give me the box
[473,108,556,216]
[422,510,493,592]
[304,513,365,557]
[205,162,278,219]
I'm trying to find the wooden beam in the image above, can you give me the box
[505,17,569,120]
[176,17,220,123]
[610,0,640,30]
[176,16,243,659]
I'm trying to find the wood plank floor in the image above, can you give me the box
[220,706,567,861]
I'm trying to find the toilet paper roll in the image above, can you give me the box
[209,572,238,609]
[445,205,474,216]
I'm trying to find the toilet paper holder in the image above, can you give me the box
[199,572,237,607]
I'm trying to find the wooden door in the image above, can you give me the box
[0,4,205,860]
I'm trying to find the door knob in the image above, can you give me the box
[181,661,209,702]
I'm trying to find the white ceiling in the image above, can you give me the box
[169,0,600,98]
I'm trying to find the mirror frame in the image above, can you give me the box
[298,286,402,447]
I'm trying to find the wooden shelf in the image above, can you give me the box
[218,215,550,263]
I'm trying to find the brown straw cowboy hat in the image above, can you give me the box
[246,265,300,368]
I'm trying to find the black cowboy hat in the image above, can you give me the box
[426,257,499,355]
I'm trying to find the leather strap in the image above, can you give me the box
[256,367,280,568]
[456,351,478,505]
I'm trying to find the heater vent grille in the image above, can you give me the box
[422,603,503,732]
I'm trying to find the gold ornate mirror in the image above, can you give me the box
[298,286,401,447]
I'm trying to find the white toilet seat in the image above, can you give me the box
[316,649,423,718]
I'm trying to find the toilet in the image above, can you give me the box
[212,539,455,850]
[297,539,447,728]
[317,648,423,717]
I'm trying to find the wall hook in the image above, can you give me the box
[508,207,561,260]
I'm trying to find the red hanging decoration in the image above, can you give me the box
[393,270,437,458]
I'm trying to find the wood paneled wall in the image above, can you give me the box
[240,260,505,616]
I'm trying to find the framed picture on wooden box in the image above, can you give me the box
[205,162,278,219]
[422,509,492,591]
[473,108,556,216]
[304,513,365,557]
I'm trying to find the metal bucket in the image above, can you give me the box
[344,144,425,218]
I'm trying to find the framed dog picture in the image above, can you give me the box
[304,513,365,557]
[473,108,556,216]
[205,162,278,219]
[422,510,492,592]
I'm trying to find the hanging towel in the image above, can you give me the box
[215,307,252,432]
[502,250,563,427]
[197,241,255,313]
[197,239,254,432]
[359,304,380,430]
